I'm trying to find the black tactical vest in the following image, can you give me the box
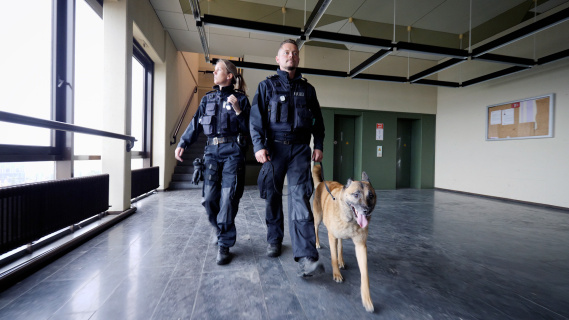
[266,76,313,132]
[200,89,243,136]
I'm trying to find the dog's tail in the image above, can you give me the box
[312,164,323,186]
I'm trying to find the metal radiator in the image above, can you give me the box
[0,174,109,255]
[131,167,159,199]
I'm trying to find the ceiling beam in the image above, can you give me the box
[297,0,333,50]
[189,0,209,62]
[349,49,392,78]
[472,6,569,57]
[537,48,569,65]
[409,58,466,83]
[352,74,407,83]
[473,53,535,67]
[309,30,392,49]
[202,14,302,38]
[413,79,460,88]
[210,58,347,77]
[396,42,469,59]
[461,66,529,87]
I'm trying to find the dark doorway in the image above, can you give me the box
[396,119,413,188]
[333,116,355,183]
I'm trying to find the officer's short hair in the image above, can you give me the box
[278,39,298,53]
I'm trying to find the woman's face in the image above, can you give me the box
[213,61,232,87]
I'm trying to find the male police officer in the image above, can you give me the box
[250,39,325,277]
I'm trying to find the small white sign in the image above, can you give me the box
[377,146,382,157]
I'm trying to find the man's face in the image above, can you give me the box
[276,43,299,71]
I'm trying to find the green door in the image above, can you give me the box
[333,116,355,183]
[396,119,412,188]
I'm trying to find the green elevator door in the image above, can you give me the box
[334,116,355,183]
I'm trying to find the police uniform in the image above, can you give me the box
[250,69,325,261]
[178,84,251,248]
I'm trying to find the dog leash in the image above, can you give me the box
[318,161,335,201]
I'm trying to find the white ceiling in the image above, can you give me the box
[149,0,569,63]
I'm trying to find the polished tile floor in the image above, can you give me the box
[0,187,568,319]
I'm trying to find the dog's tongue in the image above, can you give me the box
[357,212,368,228]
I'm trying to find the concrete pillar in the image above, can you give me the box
[102,0,132,212]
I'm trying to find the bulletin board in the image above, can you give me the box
[486,94,554,141]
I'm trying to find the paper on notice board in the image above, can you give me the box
[519,100,537,124]
[502,109,515,125]
[490,110,501,125]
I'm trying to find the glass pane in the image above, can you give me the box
[74,0,104,156]
[0,0,52,146]
[131,57,145,152]
[74,160,102,177]
[131,158,144,170]
[0,162,55,187]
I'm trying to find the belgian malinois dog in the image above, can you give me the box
[312,164,377,312]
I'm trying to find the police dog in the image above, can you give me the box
[312,164,377,312]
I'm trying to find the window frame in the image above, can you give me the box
[0,0,73,162]
[131,39,154,163]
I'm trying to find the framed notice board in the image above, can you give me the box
[486,94,554,141]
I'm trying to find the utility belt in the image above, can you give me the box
[272,132,310,145]
[207,134,247,146]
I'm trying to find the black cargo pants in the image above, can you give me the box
[258,142,318,261]
[202,141,245,248]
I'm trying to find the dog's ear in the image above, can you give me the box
[362,171,370,182]
[346,178,353,187]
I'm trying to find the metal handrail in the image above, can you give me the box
[0,111,136,151]
[170,86,198,146]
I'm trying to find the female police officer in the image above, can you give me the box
[175,59,250,265]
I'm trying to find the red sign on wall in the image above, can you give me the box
[511,102,520,108]
[376,123,384,129]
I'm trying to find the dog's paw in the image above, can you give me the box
[362,297,374,313]
[316,243,321,249]
[333,272,343,283]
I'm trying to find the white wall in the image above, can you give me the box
[435,58,569,208]
[131,0,198,190]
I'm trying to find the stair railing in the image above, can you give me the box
[170,86,198,145]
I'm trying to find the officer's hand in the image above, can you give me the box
[255,149,270,163]
[228,94,241,114]
[312,149,323,162]
[175,147,184,162]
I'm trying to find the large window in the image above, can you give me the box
[0,0,154,185]
[0,0,52,147]
[0,0,56,186]
[131,40,154,167]
[74,0,104,177]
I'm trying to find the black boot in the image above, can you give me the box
[298,257,324,277]
[267,243,282,257]
[216,246,231,265]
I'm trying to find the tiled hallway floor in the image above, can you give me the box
[0,187,568,319]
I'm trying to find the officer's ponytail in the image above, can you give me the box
[218,59,248,94]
